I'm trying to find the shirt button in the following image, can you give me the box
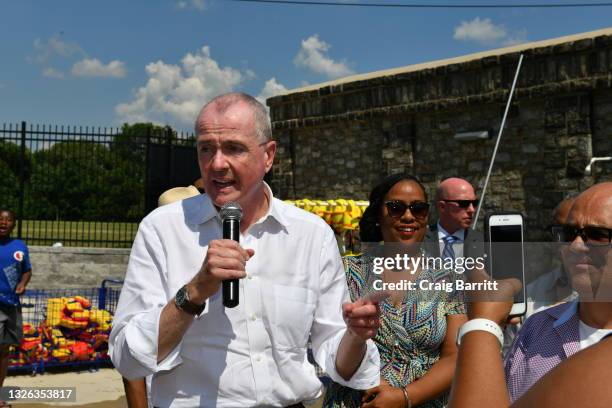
[247,275,253,280]
[256,355,262,362]
[250,314,257,321]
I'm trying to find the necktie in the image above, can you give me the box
[442,235,458,261]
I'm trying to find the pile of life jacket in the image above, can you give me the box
[9,296,114,367]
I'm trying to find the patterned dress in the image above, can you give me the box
[323,254,466,408]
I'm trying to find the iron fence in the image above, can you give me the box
[0,122,200,247]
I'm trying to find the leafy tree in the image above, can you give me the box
[27,141,143,221]
[14,122,192,222]
[0,161,20,212]
[0,140,32,213]
[113,123,175,163]
[0,139,32,180]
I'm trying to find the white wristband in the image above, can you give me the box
[456,318,504,348]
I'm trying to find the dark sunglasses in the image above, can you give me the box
[384,200,430,218]
[556,225,612,245]
[550,224,564,242]
[441,199,479,209]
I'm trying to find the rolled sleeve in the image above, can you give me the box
[310,228,380,390]
[109,218,181,380]
[317,329,380,389]
[110,307,184,380]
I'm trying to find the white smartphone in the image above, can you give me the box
[487,213,526,316]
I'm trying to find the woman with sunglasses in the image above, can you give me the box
[324,174,467,408]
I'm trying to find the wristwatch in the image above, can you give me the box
[174,285,206,315]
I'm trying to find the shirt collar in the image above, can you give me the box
[437,222,465,242]
[552,299,579,329]
[255,182,291,230]
[183,193,217,226]
[184,182,290,230]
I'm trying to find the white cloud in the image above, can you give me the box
[176,0,205,10]
[71,58,127,78]
[30,36,128,80]
[454,17,506,45]
[115,45,249,125]
[453,17,528,47]
[256,77,288,105]
[30,37,84,64]
[294,34,354,79]
[42,67,65,79]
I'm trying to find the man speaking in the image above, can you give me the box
[109,93,382,407]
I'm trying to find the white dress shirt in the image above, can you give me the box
[436,223,465,259]
[579,320,612,350]
[109,186,379,408]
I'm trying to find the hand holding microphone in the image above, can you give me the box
[220,202,243,308]
[188,202,252,308]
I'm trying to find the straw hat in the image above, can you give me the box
[158,185,201,207]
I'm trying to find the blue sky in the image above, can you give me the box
[1,1,611,133]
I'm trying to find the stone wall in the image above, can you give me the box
[27,246,129,289]
[267,30,612,239]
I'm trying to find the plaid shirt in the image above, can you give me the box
[504,300,580,402]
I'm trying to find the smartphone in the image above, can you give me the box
[487,213,526,316]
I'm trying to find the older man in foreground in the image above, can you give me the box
[110,93,382,408]
[450,182,612,407]
[505,182,612,401]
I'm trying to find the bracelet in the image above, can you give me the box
[401,387,412,408]
[456,318,504,348]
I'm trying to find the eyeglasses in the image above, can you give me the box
[556,225,612,245]
[441,199,479,209]
[384,200,429,218]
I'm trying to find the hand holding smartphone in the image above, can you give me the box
[487,213,527,317]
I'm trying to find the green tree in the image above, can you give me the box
[23,122,191,222]
[0,140,32,213]
[27,141,143,221]
[112,122,176,163]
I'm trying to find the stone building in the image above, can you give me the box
[267,28,612,239]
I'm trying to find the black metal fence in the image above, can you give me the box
[0,122,200,248]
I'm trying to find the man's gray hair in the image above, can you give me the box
[195,92,272,142]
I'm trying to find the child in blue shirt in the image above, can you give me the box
[0,209,31,402]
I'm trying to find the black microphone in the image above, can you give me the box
[220,202,242,308]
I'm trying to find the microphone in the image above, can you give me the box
[220,202,242,308]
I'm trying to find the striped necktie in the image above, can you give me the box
[442,235,458,261]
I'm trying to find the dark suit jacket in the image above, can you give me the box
[423,222,485,260]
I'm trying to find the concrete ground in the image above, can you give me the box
[4,368,126,407]
[4,368,324,407]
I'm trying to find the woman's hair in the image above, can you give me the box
[359,174,428,242]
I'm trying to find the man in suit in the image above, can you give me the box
[424,177,483,260]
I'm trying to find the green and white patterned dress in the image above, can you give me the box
[323,254,466,408]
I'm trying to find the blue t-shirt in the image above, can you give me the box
[0,238,31,306]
